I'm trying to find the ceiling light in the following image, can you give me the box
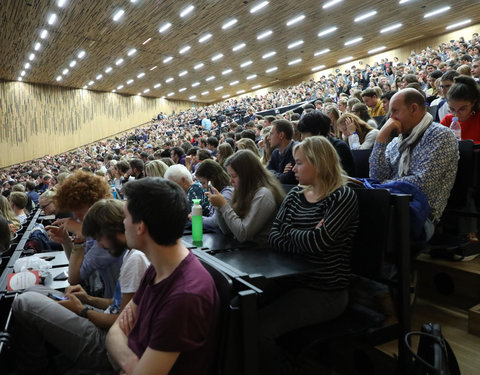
[56,75,62,81]
[82,85,87,89]
[192,82,200,87]
[222,94,230,98]
[222,69,233,75]
[338,56,353,63]
[257,30,273,40]
[240,60,253,68]
[143,88,150,93]
[323,0,343,8]
[266,67,278,73]
[24,63,31,69]
[115,58,124,65]
[179,45,191,54]
[165,77,174,83]
[57,0,67,7]
[189,95,197,100]
[150,66,157,71]
[28,53,35,61]
[40,29,48,39]
[250,1,269,13]
[318,26,337,37]
[354,10,377,22]
[424,6,450,18]
[215,86,223,91]
[167,92,174,96]
[179,87,187,92]
[48,13,57,25]
[77,50,86,59]
[62,68,69,75]
[288,40,304,49]
[288,58,302,65]
[88,81,93,86]
[159,22,172,33]
[112,10,124,22]
[131,0,139,3]
[312,65,326,71]
[262,51,276,59]
[179,70,188,77]
[112,89,116,93]
[201,91,209,95]
[127,48,137,56]
[206,75,215,81]
[314,49,330,56]
[399,0,411,3]
[446,19,471,30]
[154,83,161,88]
[142,38,152,45]
[344,37,363,46]
[222,19,238,29]
[230,80,239,86]
[212,53,223,61]
[252,85,261,90]
[232,43,246,52]
[117,84,124,89]
[163,56,173,63]
[137,72,145,78]
[34,42,41,51]
[127,79,134,84]
[137,93,141,96]
[286,14,305,26]
[199,33,212,43]
[246,74,257,80]
[237,90,245,94]
[368,46,386,54]
[380,23,402,33]
[96,74,102,80]
[180,5,194,17]
[20,71,26,76]
[194,63,204,70]
[70,60,77,68]
[17,77,22,81]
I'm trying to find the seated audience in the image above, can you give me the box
[262,136,359,373]
[25,181,39,205]
[352,103,378,128]
[361,88,386,117]
[266,120,297,185]
[236,137,261,158]
[195,159,234,233]
[440,75,480,143]
[12,199,149,374]
[106,178,219,375]
[38,188,57,216]
[208,150,285,245]
[144,160,168,177]
[337,113,379,149]
[0,195,20,231]
[0,215,12,250]
[8,191,28,224]
[297,111,356,176]
[128,158,145,179]
[216,142,234,167]
[171,146,186,165]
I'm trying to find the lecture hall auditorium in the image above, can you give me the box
[1,0,480,374]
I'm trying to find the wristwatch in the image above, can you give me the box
[78,306,93,318]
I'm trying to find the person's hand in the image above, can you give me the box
[283,163,293,174]
[376,118,402,143]
[119,304,136,336]
[46,225,70,244]
[345,117,356,135]
[53,218,83,236]
[65,284,89,303]
[206,187,227,208]
[58,293,85,315]
[315,218,325,229]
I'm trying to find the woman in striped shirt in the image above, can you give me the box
[260,136,359,373]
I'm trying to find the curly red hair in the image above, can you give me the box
[53,170,112,211]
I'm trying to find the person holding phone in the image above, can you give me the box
[207,150,285,245]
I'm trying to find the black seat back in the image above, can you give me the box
[351,149,373,178]
[446,140,474,209]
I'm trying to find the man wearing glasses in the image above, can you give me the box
[431,70,460,122]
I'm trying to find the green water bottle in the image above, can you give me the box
[191,199,203,243]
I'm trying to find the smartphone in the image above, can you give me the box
[47,292,68,301]
[208,181,215,194]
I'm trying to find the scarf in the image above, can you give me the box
[397,112,433,177]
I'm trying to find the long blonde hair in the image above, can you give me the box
[337,113,375,145]
[0,195,20,230]
[293,136,346,197]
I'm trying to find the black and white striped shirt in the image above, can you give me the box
[269,185,358,291]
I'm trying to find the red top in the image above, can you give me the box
[441,111,480,144]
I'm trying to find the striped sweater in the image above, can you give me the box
[269,185,358,291]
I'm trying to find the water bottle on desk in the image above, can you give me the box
[350,132,361,150]
[191,199,203,244]
[110,184,117,199]
[449,117,462,140]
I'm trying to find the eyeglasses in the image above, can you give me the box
[39,202,52,210]
[439,84,452,89]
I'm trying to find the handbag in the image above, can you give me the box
[405,322,461,375]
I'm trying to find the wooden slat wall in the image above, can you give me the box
[0,81,193,168]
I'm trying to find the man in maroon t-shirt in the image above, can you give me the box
[106,178,219,375]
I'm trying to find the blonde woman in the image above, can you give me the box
[144,160,168,177]
[0,195,21,231]
[236,138,261,158]
[337,113,379,150]
[261,136,359,373]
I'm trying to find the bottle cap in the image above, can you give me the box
[452,117,458,122]
[192,199,201,204]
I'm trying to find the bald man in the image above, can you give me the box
[369,88,458,240]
